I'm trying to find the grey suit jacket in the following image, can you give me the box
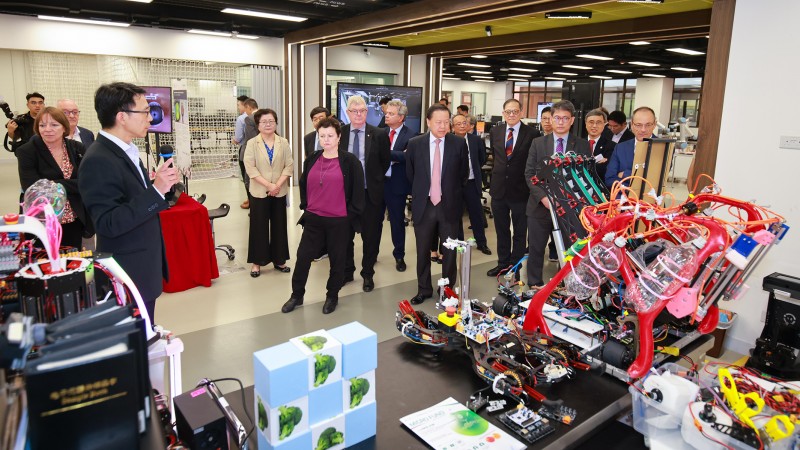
[525,134,591,216]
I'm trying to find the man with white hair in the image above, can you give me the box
[338,95,391,292]
[57,99,95,146]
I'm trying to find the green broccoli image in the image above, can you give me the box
[349,377,370,409]
[315,427,344,450]
[257,396,268,432]
[278,405,302,440]
[314,354,337,387]
[300,335,327,351]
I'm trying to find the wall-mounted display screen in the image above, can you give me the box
[140,86,173,134]
[336,83,423,134]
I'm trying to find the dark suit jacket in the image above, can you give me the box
[78,126,95,146]
[299,150,365,233]
[464,133,486,195]
[78,134,170,303]
[525,134,592,216]
[489,122,540,202]
[338,124,391,205]
[406,133,469,223]
[303,131,317,160]
[590,135,616,182]
[378,116,387,129]
[616,127,635,144]
[385,124,413,196]
[17,135,92,235]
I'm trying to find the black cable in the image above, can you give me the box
[207,377,256,444]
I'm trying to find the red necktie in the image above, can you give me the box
[431,139,442,205]
[389,129,396,148]
[505,128,513,159]
[589,139,596,153]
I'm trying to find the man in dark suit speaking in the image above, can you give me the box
[525,100,591,287]
[79,82,179,323]
[406,104,469,305]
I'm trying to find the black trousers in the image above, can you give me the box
[384,188,407,260]
[247,196,289,266]
[238,160,251,199]
[527,205,569,286]
[292,213,351,299]
[347,194,384,278]
[459,180,487,246]
[490,197,527,267]
[414,200,458,296]
[60,220,84,250]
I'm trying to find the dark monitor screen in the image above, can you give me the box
[336,83,423,134]
[140,86,172,134]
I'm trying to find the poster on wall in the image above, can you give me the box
[171,79,191,174]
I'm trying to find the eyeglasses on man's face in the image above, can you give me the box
[348,109,367,115]
[551,115,573,123]
[503,109,521,116]
[632,122,655,129]
[62,110,81,117]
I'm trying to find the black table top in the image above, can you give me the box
[227,335,634,450]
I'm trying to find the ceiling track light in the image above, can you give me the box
[38,15,130,27]
[545,11,592,19]
[221,8,307,22]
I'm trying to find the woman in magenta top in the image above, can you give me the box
[281,118,364,314]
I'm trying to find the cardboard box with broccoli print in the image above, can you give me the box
[254,392,311,448]
[342,370,375,411]
[311,414,345,450]
[289,330,343,390]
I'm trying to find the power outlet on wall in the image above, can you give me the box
[779,136,800,149]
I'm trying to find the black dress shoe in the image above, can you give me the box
[322,297,338,314]
[281,296,303,313]
[343,274,354,284]
[487,265,504,277]
[395,258,406,272]
[430,255,439,262]
[274,265,291,273]
[363,277,374,292]
[477,245,492,255]
[410,293,431,305]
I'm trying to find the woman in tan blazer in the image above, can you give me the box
[244,108,294,277]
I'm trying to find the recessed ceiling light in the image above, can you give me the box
[235,34,260,40]
[474,79,496,83]
[563,64,592,70]
[443,77,460,81]
[576,54,613,61]
[509,59,545,65]
[188,29,232,37]
[537,49,556,53]
[508,79,528,82]
[458,62,491,68]
[221,8,307,22]
[545,11,592,19]
[629,41,651,46]
[38,15,130,27]
[553,72,578,76]
[508,73,531,78]
[590,75,612,79]
[509,67,538,72]
[607,69,633,74]
[671,67,698,72]
[667,48,705,56]
[545,76,566,80]
[643,73,666,78]
[471,75,495,79]
[465,70,492,74]
[629,61,660,67]
[472,55,488,59]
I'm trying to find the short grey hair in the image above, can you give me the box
[347,95,367,109]
[585,108,606,121]
[386,99,407,117]
[467,114,477,126]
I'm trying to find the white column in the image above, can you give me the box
[634,77,674,124]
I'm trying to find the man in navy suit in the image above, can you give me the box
[406,104,469,305]
[452,114,491,255]
[79,82,179,324]
[383,100,413,272]
[585,108,616,182]
[57,99,95,146]
[339,95,391,292]
[525,100,591,287]
[605,106,658,188]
